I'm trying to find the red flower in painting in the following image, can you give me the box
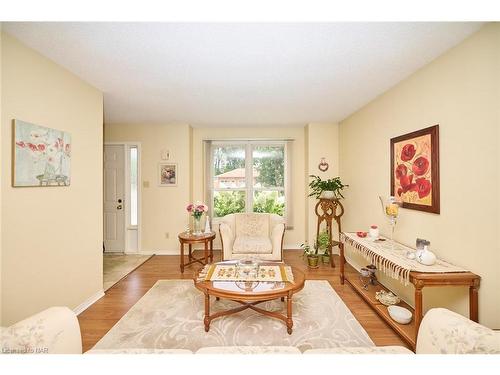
[415,178,431,199]
[27,143,37,152]
[399,174,413,190]
[400,144,416,161]
[412,156,429,176]
[395,164,407,179]
[399,174,418,195]
[16,141,26,148]
[37,144,46,152]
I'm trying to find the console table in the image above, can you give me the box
[339,233,480,350]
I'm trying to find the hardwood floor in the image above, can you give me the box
[78,251,408,352]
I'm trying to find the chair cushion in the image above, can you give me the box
[235,213,270,238]
[233,236,272,254]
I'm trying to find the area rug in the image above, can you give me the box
[92,280,374,352]
[103,254,153,291]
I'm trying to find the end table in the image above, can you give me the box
[178,231,216,273]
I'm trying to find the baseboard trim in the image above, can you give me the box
[74,290,105,316]
[141,246,302,255]
[140,249,177,255]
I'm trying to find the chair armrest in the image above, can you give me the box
[1,307,82,354]
[270,222,285,260]
[416,308,500,354]
[219,222,235,261]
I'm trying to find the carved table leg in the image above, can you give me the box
[469,279,480,322]
[180,242,185,273]
[188,244,192,261]
[204,293,210,332]
[286,292,293,334]
[210,239,214,262]
[414,280,424,335]
[204,240,209,265]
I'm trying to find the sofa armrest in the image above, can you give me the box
[1,307,82,354]
[220,222,235,260]
[416,308,500,354]
[304,346,413,354]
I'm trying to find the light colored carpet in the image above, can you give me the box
[92,279,374,352]
[103,254,152,291]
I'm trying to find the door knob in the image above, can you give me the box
[117,205,123,210]
[118,199,123,203]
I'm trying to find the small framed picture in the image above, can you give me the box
[158,163,177,187]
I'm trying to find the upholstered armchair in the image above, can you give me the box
[219,213,285,261]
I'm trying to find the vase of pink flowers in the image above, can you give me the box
[186,202,208,235]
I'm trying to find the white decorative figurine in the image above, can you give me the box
[416,245,437,266]
[204,216,211,233]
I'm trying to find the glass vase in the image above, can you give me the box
[192,215,202,235]
[379,196,401,251]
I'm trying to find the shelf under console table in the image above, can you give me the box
[339,232,480,350]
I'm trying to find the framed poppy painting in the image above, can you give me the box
[390,125,440,214]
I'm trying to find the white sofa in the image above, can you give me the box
[219,213,285,261]
[0,307,82,354]
[2,307,498,354]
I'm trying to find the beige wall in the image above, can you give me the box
[104,125,331,251]
[1,33,104,325]
[306,123,340,246]
[339,23,500,328]
[0,27,3,324]
[104,123,192,253]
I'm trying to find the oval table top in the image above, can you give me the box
[194,261,305,301]
[178,231,216,243]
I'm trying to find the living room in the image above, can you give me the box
[1,0,499,372]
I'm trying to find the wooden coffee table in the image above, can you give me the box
[194,261,305,334]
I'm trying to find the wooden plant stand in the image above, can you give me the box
[314,198,344,268]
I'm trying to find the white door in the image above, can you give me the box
[104,145,125,252]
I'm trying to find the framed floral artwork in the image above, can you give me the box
[158,162,177,186]
[13,119,71,187]
[390,125,440,214]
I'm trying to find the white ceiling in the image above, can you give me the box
[3,22,483,127]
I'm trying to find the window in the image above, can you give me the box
[129,146,138,226]
[209,141,289,222]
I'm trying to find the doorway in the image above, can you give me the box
[103,142,141,253]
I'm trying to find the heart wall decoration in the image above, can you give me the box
[318,157,329,172]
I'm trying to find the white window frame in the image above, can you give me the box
[208,140,290,225]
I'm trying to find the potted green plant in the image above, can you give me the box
[308,175,348,200]
[317,230,331,264]
[300,242,320,268]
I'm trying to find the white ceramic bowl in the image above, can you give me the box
[388,305,412,325]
